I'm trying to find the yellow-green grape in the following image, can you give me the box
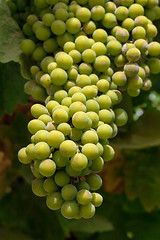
[96,142,104,156]
[52,108,69,124]
[41,56,55,72]
[64,42,75,53]
[145,8,156,21]
[69,128,82,141]
[96,79,110,93]
[86,111,99,128]
[54,171,70,187]
[102,144,115,162]
[99,109,114,123]
[34,130,49,143]
[114,108,128,127]
[82,85,98,99]
[146,23,157,38]
[90,156,104,173]
[88,0,105,8]
[30,65,40,76]
[153,6,160,20]
[97,123,113,139]
[107,40,122,56]
[54,90,68,103]
[97,95,112,109]
[94,55,110,72]
[76,181,90,191]
[25,143,35,160]
[52,150,69,168]
[61,97,72,107]
[83,21,97,35]
[92,193,103,207]
[134,15,148,28]
[128,87,140,97]
[47,62,57,74]
[31,104,48,118]
[135,0,148,6]
[32,179,47,197]
[148,58,160,74]
[111,26,121,37]
[80,203,95,219]
[35,71,44,84]
[42,13,55,27]
[81,143,99,160]
[50,68,68,86]
[146,0,159,8]
[128,3,144,19]
[56,53,73,70]
[47,130,65,148]
[137,66,146,80]
[79,63,92,75]
[61,184,77,201]
[114,54,127,68]
[28,119,46,134]
[126,48,141,62]
[55,8,68,21]
[46,100,59,114]
[75,36,91,52]
[46,192,64,210]
[72,111,89,129]
[102,13,117,29]
[71,153,88,171]
[68,86,82,97]
[77,189,92,205]
[91,42,106,56]
[18,147,32,164]
[67,67,78,81]
[124,63,139,77]
[57,123,71,136]
[51,20,66,35]
[53,2,68,12]
[21,39,35,54]
[69,50,81,64]
[122,42,135,55]
[76,74,91,88]
[128,76,143,89]
[76,7,91,23]
[115,6,129,21]
[120,0,134,7]
[33,142,51,160]
[76,0,88,5]
[35,25,51,41]
[32,47,47,62]
[72,92,86,104]
[86,99,99,112]
[112,71,127,86]
[64,81,76,91]
[142,78,152,91]
[106,35,116,43]
[86,173,102,190]
[105,1,116,13]
[82,49,96,64]
[66,164,81,177]
[61,200,80,219]
[89,74,99,85]
[27,14,38,26]
[148,42,160,57]
[132,26,146,39]
[92,29,108,44]
[39,159,56,177]
[91,5,105,21]
[115,28,129,43]
[69,101,86,117]
[134,39,148,54]
[106,90,120,105]
[60,140,77,157]
[57,32,74,48]
[40,74,52,88]
[122,18,135,31]
[66,17,81,34]
[81,130,99,145]
[43,178,58,193]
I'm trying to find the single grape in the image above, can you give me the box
[42,13,55,27]
[115,28,129,43]
[90,156,104,173]
[99,109,114,123]
[75,36,91,52]
[51,68,68,86]
[82,49,96,64]
[128,76,143,89]
[69,50,81,64]
[35,26,51,41]
[76,7,91,23]
[148,42,160,57]
[69,128,82,141]
[79,63,93,75]
[97,124,113,139]
[32,47,47,62]
[83,21,97,35]
[21,39,35,54]
[43,178,58,193]
[33,142,51,160]
[55,8,68,21]
[115,6,129,21]
[32,179,46,197]
[61,200,80,219]
[28,119,46,134]
[60,140,77,157]
[92,193,103,207]
[61,184,77,201]
[71,153,88,171]
[66,17,81,34]
[132,26,146,39]
[72,111,89,129]
[34,130,49,143]
[124,63,139,77]
[82,86,98,100]
[126,48,141,62]
[92,29,108,44]
[86,111,99,128]
[80,203,95,219]
[86,99,99,112]
[46,192,64,210]
[39,159,56,177]
[94,56,110,72]
[81,143,99,160]
[102,13,117,29]
[102,145,115,161]
[107,40,122,56]
[51,20,66,35]
[97,95,112,109]
[77,189,92,205]
[54,171,70,187]
[146,23,157,38]
[112,71,127,86]
[56,53,73,70]
[18,147,32,164]
[122,18,135,31]
[86,173,102,191]
[128,4,144,19]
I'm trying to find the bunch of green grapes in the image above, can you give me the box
[15,0,160,219]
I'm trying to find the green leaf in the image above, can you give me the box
[0,0,23,63]
[0,62,28,117]
[111,109,160,149]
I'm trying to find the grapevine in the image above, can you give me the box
[6,0,160,219]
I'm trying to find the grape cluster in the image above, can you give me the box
[15,0,160,219]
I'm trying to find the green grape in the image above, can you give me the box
[55,8,68,21]
[89,74,99,85]
[105,1,116,13]
[56,53,73,70]
[134,15,148,28]
[21,39,35,54]
[46,100,59,114]
[18,147,32,164]
[83,21,97,35]
[102,145,115,161]
[97,124,113,140]
[75,36,91,52]
[112,71,127,86]
[97,95,112,109]
[72,111,89,129]
[127,87,140,97]
[51,20,66,35]
[145,8,156,21]
[72,93,86,104]
[148,42,160,57]
[90,156,104,173]
[134,39,148,54]
[124,63,139,77]
[31,104,48,118]
[122,42,135,55]
[122,18,135,31]
[115,6,129,21]
[69,50,81,64]
[39,159,56,177]
[114,108,128,127]
[135,0,148,6]
[34,130,49,143]
[80,203,95,219]
[142,78,152,91]
[114,54,127,68]
[126,48,141,62]
[30,66,40,76]
[61,184,77,201]
[94,55,110,72]
[23,23,34,37]
[66,164,82,177]
[76,181,89,191]
[76,75,91,88]
[76,7,91,23]
[82,49,96,64]
[146,23,157,38]
[51,68,68,86]
[61,200,80,219]
[41,56,55,72]
[30,163,43,178]
[35,26,51,41]
[86,173,102,191]
[33,142,51,160]
[99,109,114,123]
[35,71,44,84]
[76,0,88,5]
[66,18,81,34]
[106,90,120,105]
[82,143,99,160]
[34,0,48,9]
[91,5,105,21]
[132,26,146,39]
[153,6,160,20]
[57,32,74,47]
[32,179,47,197]
[128,4,144,19]
[60,140,78,157]
[54,90,68,103]
[32,21,43,33]
[107,40,122,56]
[43,38,58,53]
[120,0,134,6]
[137,66,146,80]
[86,111,99,128]
[115,28,129,43]
[69,128,82,141]
[47,62,57,74]
[96,142,104,156]
[28,119,46,134]
[57,123,71,136]
[32,47,47,62]
[128,76,143,89]
[67,68,78,81]
[61,97,72,107]
[52,108,69,124]
[42,13,55,27]
[71,153,88,171]
[52,150,69,167]
[32,84,47,102]
[91,42,106,56]
[102,13,117,29]
[77,189,92,205]
[92,29,108,44]
[68,86,82,97]
[47,130,65,148]
[64,42,75,53]
[111,26,122,37]
[82,86,98,100]
[92,193,103,207]
[40,74,52,88]
[69,101,86,117]
[43,178,58,193]
[86,99,99,112]
[46,192,64,210]
[54,171,70,187]
[78,63,92,75]
[26,143,35,160]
